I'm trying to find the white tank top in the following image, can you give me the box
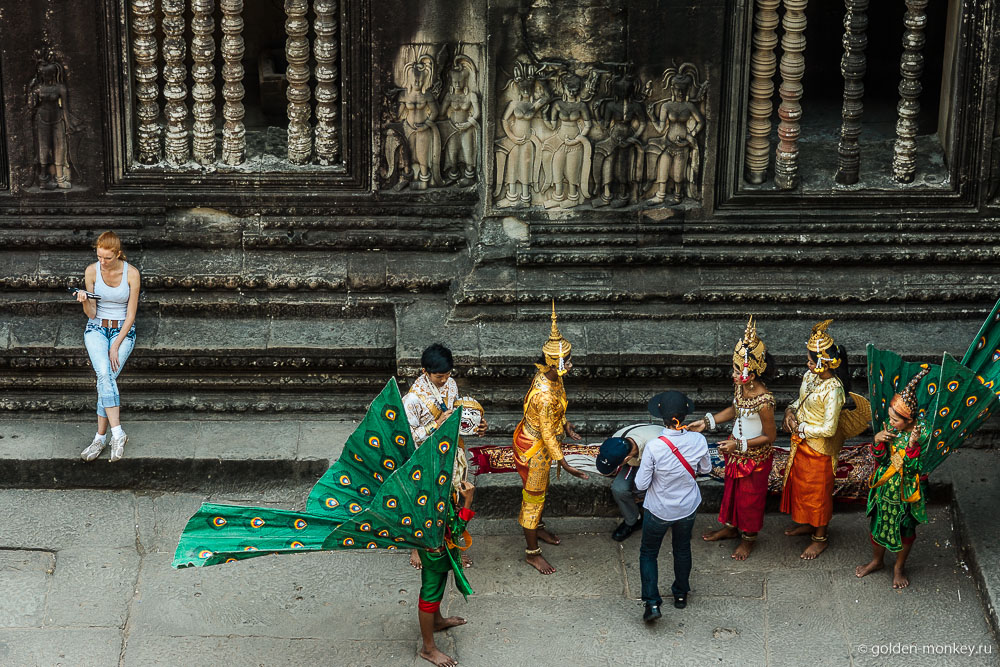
[94,261,130,320]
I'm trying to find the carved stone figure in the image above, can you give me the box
[28,58,76,190]
[397,53,444,190]
[439,55,480,187]
[591,72,646,208]
[644,63,707,205]
[494,62,547,208]
[538,73,593,209]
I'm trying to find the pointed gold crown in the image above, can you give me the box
[541,301,572,372]
[807,319,836,354]
[733,315,768,376]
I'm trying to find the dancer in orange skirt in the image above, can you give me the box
[513,302,589,575]
[781,320,868,559]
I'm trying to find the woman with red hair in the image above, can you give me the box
[75,231,140,462]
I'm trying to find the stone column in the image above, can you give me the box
[892,0,928,184]
[162,0,190,164]
[191,0,217,165]
[131,0,160,164]
[284,0,312,164]
[774,0,807,190]
[221,0,246,165]
[313,0,340,165]
[835,0,869,185]
[744,0,780,185]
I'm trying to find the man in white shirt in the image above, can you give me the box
[635,391,711,623]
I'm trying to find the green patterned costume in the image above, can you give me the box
[172,378,473,599]
[866,298,1000,551]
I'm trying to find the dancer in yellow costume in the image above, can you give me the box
[513,302,590,575]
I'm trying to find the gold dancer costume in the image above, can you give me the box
[512,304,572,530]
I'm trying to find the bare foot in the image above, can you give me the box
[855,559,884,578]
[460,552,473,568]
[434,615,467,631]
[526,553,556,575]
[419,646,458,667]
[731,539,756,560]
[702,525,739,542]
[537,526,561,545]
[800,540,828,560]
[410,549,422,570]
[784,523,813,536]
[892,567,910,589]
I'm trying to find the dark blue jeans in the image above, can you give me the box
[639,508,696,606]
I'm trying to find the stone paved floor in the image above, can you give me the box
[0,487,996,667]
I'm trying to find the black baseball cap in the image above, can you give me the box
[648,391,695,421]
[596,437,631,475]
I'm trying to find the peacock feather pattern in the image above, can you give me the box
[172,379,461,568]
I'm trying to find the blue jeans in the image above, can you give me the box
[84,320,136,417]
[639,508,696,606]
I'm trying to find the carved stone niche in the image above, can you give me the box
[379,43,484,192]
[491,57,708,211]
[26,51,84,191]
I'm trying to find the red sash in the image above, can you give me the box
[659,436,696,479]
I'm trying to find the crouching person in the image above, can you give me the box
[635,391,711,622]
[597,422,673,542]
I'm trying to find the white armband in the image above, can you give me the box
[740,438,748,452]
[705,413,716,430]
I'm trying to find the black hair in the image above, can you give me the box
[745,351,777,385]
[663,412,687,428]
[808,345,851,393]
[421,343,454,373]
[809,344,853,407]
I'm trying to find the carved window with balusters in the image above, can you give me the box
[722,0,983,203]
[110,0,365,187]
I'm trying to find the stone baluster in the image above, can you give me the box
[131,0,160,164]
[774,0,807,190]
[220,0,246,165]
[744,0,780,185]
[284,0,312,164]
[162,0,189,163]
[313,0,340,165]
[835,0,869,185]
[892,0,928,183]
[191,0,217,165]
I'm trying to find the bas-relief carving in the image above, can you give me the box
[491,58,707,210]
[380,43,483,192]
[27,53,81,191]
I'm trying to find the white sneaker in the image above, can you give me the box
[80,436,107,462]
[109,433,128,462]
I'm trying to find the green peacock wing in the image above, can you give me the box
[322,410,460,552]
[960,296,1000,401]
[172,504,341,568]
[919,353,1000,476]
[306,378,415,517]
[866,344,939,428]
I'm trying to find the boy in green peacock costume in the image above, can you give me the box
[172,378,474,667]
[858,299,1000,589]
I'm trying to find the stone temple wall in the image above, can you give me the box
[1,0,1000,446]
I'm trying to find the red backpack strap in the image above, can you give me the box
[658,436,696,478]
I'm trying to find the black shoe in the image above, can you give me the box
[673,594,687,610]
[612,519,642,542]
[643,603,662,622]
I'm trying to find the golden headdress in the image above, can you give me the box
[540,301,572,376]
[733,315,767,383]
[807,319,841,372]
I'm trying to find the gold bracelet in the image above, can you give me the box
[525,547,542,556]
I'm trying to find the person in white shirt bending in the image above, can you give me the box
[634,391,711,623]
